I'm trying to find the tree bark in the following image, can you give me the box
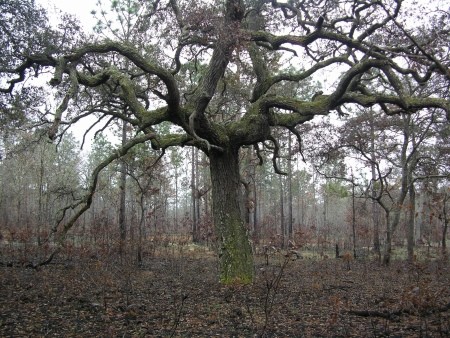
[287,134,293,241]
[442,193,449,255]
[191,147,199,242]
[383,188,410,265]
[383,211,392,265]
[119,121,127,247]
[382,115,412,265]
[407,183,416,262]
[279,174,285,248]
[370,111,381,259]
[209,147,253,284]
[351,171,357,259]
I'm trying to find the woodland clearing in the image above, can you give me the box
[1,245,449,337]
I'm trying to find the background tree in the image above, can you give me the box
[313,105,449,264]
[0,131,81,261]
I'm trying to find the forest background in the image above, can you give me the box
[1,0,448,268]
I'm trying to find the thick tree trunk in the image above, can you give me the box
[209,147,254,285]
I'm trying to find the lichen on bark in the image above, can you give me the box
[209,147,254,284]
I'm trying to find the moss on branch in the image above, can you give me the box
[341,93,450,115]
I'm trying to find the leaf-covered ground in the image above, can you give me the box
[1,249,449,337]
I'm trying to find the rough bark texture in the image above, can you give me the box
[209,147,253,284]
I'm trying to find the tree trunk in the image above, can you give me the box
[191,147,199,242]
[137,192,145,265]
[209,147,254,285]
[384,197,409,265]
[407,183,416,262]
[351,172,357,259]
[442,193,449,256]
[383,211,392,265]
[119,121,127,247]
[195,154,201,227]
[279,174,285,248]
[174,160,178,229]
[287,134,293,241]
[37,154,45,246]
[253,180,258,243]
[370,112,381,258]
[382,114,413,265]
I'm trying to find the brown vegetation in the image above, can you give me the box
[1,244,449,337]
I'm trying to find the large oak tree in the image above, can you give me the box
[1,0,449,284]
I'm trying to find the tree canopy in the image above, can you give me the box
[1,0,449,283]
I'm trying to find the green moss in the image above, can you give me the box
[218,218,254,285]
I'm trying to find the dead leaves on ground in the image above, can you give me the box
[1,256,449,337]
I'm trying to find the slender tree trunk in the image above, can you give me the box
[383,211,392,265]
[191,147,199,242]
[383,115,412,265]
[323,187,327,235]
[442,193,449,255]
[407,126,419,262]
[312,161,318,227]
[383,193,409,265]
[174,162,178,229]
[370,112,381,258]
[195,153,201,226]
[209,147,253,285]
[279,175,285,248]
[242,147,254,228]
[253,178,258,243]
[351,171,357,259]
[287,134,293,240]
[37,154,44,246]
[253,167,261,244]
[242,181,251,225]
[137,194,145,265]
[407,183,416,262]
[119,121,127,249]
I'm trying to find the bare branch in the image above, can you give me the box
[35,132,158,268]
[267,135,286,175]
[48,67,78,140]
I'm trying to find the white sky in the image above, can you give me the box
[34,1,125,150]
[36,0,97,32]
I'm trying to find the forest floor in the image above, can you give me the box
[1,246,450,337]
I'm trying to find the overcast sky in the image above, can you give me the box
[34,0,124,149]
[36,0,97,32]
